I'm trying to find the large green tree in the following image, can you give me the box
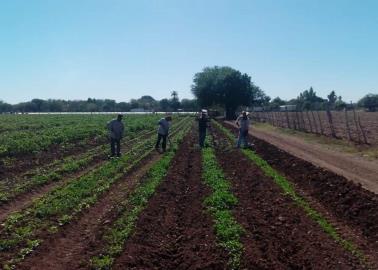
[296,87,325,110]
[358,93,378,111]
[191,66,260,119]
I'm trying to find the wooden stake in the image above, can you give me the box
[344,108,352,141]
[326,109,337,138]
[316,111,324,135]
[311,111,319,134]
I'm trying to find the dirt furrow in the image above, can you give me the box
[16,152,161,270]
[223,122,378,249]
[212,127,365,269]
[113,131,228,270]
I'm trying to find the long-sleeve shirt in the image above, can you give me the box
[235,116,250,131]
[197,116,209,132]
[157,118,170,135]
[107,119,124,139]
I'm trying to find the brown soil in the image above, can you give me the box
[16,152,160,270]
[113,131,228,270]
[251,125,378,193]
[211,127,367,269]
[223,122,378,251]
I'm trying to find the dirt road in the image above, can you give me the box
[226,121,378,194]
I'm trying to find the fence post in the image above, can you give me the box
[300,111,307,132]
[306,111,313,133]
[285,110,290,128]
[357,112,369,144]
[326,108,337,138]
[295,111,301,131]
[352,106,362,143]
[316,111,324,135]
[344,108,352,142]
[311,111,319,134]
[271,112,275,126]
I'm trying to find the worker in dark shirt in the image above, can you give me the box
[107,114,125,157]
[197,109,209,148]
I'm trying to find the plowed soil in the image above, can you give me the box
[113,131,228,270]
[16,152,160,270]
[223,122,378,249]
[211,127,365,269]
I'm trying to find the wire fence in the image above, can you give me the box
[250,110,378,145]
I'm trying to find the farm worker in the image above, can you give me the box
[155,115,172,152]
[107,114,125,157]
[197,109,209,148]
[235,111,250,148]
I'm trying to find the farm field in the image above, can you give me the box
[0,115,377,269]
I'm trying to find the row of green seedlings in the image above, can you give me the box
[213,120,370,268]
[0,119,194,270]
[0,114,163,158]
[0,114,116,133]
[90,124,192,269]
[0,129,154,203]
[0,116,190,203]
[201,137,245,270]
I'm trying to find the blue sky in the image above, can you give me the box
[0,0,377,104]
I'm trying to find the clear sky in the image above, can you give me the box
[1,0,377,104]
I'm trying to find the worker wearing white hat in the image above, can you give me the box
[235,111,250,148]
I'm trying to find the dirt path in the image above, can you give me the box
[237,122,378,194]
[113,131,228,270]
[222,122,378,255]
[16,152,161,270]
[212,127,367,269]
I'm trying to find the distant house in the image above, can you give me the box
[280,105,297,111]
[130,108,151,112]
[252,107,264,112]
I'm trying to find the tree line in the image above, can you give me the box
[267,88,378,112]
[191,66,377,118]
[0,92,199,113]
[1,66,377,115]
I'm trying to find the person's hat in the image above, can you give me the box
[201,109,208,114]
[117,114,123,118]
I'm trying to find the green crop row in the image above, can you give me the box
[213,120,369,268]
[0,118,193,269]
[201,141,244,270]
[0,116,190,204]
[90,123,192,270]
[0,114,162,157]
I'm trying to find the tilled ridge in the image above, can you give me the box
[212,127,365,270]
[113,131,228,270]
[16,153,161,270]
[224,121,378,249]
[0,157,105,223]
